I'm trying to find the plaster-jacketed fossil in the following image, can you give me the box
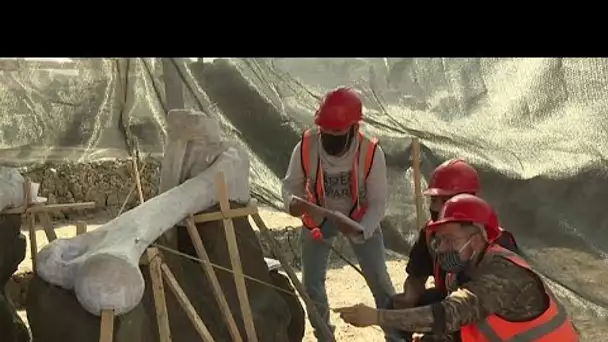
[35,110,251,316]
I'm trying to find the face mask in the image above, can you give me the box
[436,239,475,273]
[320,126,354,156]
[430,210,440,222]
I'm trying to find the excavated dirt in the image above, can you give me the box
[20,158,162,219]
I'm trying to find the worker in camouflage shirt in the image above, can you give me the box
[336,195,578,342]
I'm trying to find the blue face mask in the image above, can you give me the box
[436,239,475,273]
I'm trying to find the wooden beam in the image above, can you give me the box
[147,248,172,342]
[191,205,258,224]
[185,216,243,342]
[161,263,216,342]
[99,310,115,342]
[1,201,96,215]
[411,137,425,229]
[27,213,37,272]
[37,212,57,242]
[215,172,258,342]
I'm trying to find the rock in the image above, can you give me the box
[0,214,30,342]
[26,203,304,342]
[268,270,305,342]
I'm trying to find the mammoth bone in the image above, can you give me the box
[36,114,251,316]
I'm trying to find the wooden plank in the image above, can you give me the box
[2,202,96,215]
[29,202,96,213]
[147,248,172,342]
[38,212,57,242]
[191,205,258,223]
[27,213,38,272]
[185,216,243,342]
[411,137,425,229]
[99,309,115,342]
[215,172,258,342]
[251,212,336,342]
[161,263,216,342]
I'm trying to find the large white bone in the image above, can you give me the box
[0,167,25,211]
[35,112,251,316]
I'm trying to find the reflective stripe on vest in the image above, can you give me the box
[300,128,378,229]
[459,245,579,342]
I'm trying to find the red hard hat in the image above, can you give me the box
[427,194,500,242]
[314,87,363,130]
[423,159,480,196]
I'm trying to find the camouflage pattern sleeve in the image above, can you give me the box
[377,254,547,336]
[440,254,548,333]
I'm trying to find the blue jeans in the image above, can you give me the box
[300,222,402,342]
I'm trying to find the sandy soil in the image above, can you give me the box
[14,207,408,342]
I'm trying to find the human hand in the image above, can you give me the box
[334,303,378,327]
[412,332,425,341]
[288,197,308,217]
[336,220,364,237]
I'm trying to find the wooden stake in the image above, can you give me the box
[161,263,216,342]
[251,213,336,342]
[411,137,425,229]
[99,310,115,342]
[147,248,172,342]
[185,216,243,342]
[131,156,145,205]
[38,212,57,242]
[215,172,258,342]
[76,221,88,235]
[27,213,37,272]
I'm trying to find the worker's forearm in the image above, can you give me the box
[403,276,427,303]
[377,305,435,332]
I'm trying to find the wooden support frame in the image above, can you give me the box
[185,215,243,342]
[102,247,218,342]
[188,171,334,342]
[214,172,258,342]
[98,170,334,342]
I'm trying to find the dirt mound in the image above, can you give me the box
[20,158,162,219]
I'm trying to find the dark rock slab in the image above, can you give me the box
[0,214,30,342]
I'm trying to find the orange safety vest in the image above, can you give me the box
[300,128,379,229]
[444,244,579,342]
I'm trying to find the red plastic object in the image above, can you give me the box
[311,227,323,240]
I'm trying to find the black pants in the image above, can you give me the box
[391,288,461,342]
